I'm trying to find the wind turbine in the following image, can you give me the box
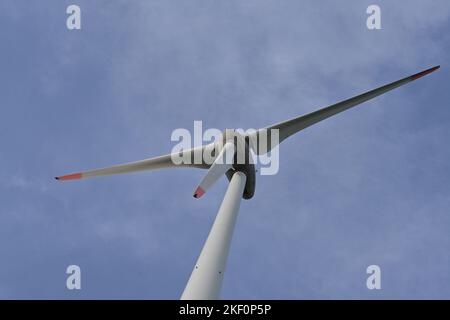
[56,66,439,299]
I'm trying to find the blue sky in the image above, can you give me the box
[0,0,449,299]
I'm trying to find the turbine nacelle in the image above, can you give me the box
[194,129,256,199]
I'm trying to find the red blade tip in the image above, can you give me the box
[411,65,440,80]
[193,187,205,198]
[55,173,82,181]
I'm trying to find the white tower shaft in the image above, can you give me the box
[181,171,247,300]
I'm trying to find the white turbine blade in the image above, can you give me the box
[193,142,235,198]
[249,66,440,154]
[55,144,214,181]
[182,171,247,300]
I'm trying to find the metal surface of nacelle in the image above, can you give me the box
[221,129,256,200]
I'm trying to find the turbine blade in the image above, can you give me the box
[249,65,440,154]
[193,142,235,198]
[55,144,214,181]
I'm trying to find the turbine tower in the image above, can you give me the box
[56,66,440,299]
